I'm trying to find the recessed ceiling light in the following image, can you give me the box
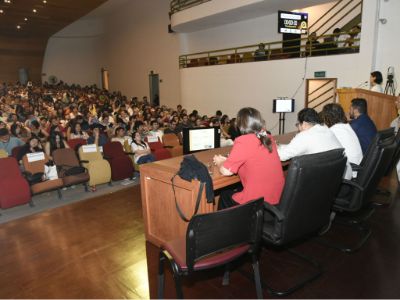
[33,8,37,13]
[43,0,47,3]
[24,17,28,21]
[0,9,3,14]
[4,0,11,3]
[16,25,21,29]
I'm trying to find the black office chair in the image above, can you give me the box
[261,149,347,296]
[322,131,397,253]
[384,129,400,179]
[157,198,264,299]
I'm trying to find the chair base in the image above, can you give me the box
[240,248,322,297]
[316,218,372,253]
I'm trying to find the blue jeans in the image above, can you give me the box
[137,154,156,164]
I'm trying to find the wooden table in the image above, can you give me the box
[140,132,296,247]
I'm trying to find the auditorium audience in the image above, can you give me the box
[45,130,69,159]
[0,127,24,155]
[349,98,377,154]
[213,107,284,210]
[278,108,350,178]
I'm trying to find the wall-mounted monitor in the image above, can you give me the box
[273,98,295,113]
[278,10,308,35]
[182,127,221,154]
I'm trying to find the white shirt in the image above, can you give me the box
[111,136,132,147]
[278,124,352,179]
[370,84,383,93]
[390,117,400,133]
[148,130,163,142]
[131,141,150,163]
[335,33,350,48]
[330,123,363,177]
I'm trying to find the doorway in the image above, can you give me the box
[305,78,337,112]
[149,71,160,106]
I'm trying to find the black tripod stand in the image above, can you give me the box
[384,74,396,96]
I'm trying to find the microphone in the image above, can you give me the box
[357,80,368,88]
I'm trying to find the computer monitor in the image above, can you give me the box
[273,98,295,113]
[182,127,221,154]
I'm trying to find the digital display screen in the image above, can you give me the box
[278,10,308,35]
[183,127,221,154]
[189,128,215,152]
[273,99,295,113]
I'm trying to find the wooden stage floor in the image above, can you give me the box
[0,175,400,298]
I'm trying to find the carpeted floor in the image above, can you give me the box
[0,178,140,224]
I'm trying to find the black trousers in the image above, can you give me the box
[218,184,243,210]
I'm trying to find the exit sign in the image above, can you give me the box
[314,71,326,78]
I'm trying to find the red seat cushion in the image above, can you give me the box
[162,238,250,271]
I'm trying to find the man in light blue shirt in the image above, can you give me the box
[0,128,25,156]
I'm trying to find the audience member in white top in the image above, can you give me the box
[321,103,363,177]
[370,71,384,93]
[390,98,400,181]
[278,108,351,179]
[333,28,351,48]
[130,131,155,164]
[148,120,163,142]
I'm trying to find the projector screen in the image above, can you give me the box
[273,99,295,113]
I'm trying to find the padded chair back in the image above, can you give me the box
[67,138,87,151]
[185,198,264,272]
[360,127,394,167]
[53,148,80,167]
[103,141,125,158]
[384,129,400,176]
[22,152,49,174]
[163,133,181,147]
[274,149,347,245]
[0,149,8,158]
[78,145,103,162]
[0,157,23,178]
[349,134,397,209]
[11,145,24,160]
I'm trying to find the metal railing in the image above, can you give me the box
[170,0,211,15]
[179,31,360,68]
[306,79,337,111]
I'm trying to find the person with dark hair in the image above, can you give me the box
[213,107,284,210]
[349,98,377,154]
[17,136,44,162]
[370,71,384,93]
[278,108,346,174]
[45,131,69,159]
[321,103,363,177]
[130,131,155,164]
[0,127,24,155]
[227,118,241,141]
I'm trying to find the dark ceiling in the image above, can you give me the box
[0,0,107,38]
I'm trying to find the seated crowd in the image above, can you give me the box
[0,80,388,211]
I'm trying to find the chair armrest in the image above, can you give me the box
[263,202,285,222]
[79,160,89,164]
[350,163,362,171]
[342,179,364,192]
[163,145,173,148]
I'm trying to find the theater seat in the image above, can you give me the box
[67,138,87,151]
[0,157,32,209]
[22,153,64,199]
[103,142,135,181]
[52,148,90,190]
[162,133,183,157]
[145,137,172,161]
[78,145,111,188]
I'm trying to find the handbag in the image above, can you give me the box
[171,155,214,222]
[57,165,87,177]
[24,172,45,185]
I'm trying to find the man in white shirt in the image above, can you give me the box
[148,120,163,142]
[278,108,351,179]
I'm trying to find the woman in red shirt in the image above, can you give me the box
[213,107,284,210]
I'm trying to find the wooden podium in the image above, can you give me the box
[140,132,296,247]
[337,88,399,130]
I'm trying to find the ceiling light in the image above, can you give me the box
[4,0,11,3]
[24,17,28,21]
[0,9,3,14]
[16,25,21,29]
[33,8,37,13]
[43,0,47,3]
